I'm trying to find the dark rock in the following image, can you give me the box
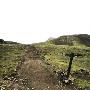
[3,76,8,80]
[0,39,4,44]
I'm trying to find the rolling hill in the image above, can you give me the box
[47,34,90,46]
[34,34,90,90]
[0,34,90,90]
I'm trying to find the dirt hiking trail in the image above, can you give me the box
[9,46,76,90]
[19,59,72,90]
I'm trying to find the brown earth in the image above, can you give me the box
[8,46,77,90]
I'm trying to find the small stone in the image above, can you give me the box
[15,79,18,82]
[27,87,29,90]
[32,87,34,89]
[64,80,69,83]
[1,86,5,90]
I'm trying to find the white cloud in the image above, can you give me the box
[0,0,90,44]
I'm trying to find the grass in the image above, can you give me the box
[0,44,25,77]
[35,43,90,89]
[0,39,90,89]
[75,79,90,89]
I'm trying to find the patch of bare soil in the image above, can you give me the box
[17,55,75,90]
[7,46,76,90]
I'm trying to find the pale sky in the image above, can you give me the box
[0,0,90,44]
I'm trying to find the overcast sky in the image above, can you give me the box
[0,0,90,44]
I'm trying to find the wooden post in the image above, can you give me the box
[65,53,82,80]
[66,53,74,79]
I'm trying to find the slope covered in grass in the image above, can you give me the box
[46,34,90,46]
[0,43,26,89]
[34,34,90,89]
[0,44,25,76]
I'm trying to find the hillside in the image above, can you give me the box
[0,35,90,90]
[47,34,90,46]
[34,34,90,90]
[0,39,19,44]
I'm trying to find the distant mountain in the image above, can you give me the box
[48,37,55,40]
[48,34,90,46]
[0,39,19,44]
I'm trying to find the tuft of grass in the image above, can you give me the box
[75,79,90,89]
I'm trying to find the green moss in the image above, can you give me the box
[75,79,90,88]
[0,44,25,77]
[34,42,90,89]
